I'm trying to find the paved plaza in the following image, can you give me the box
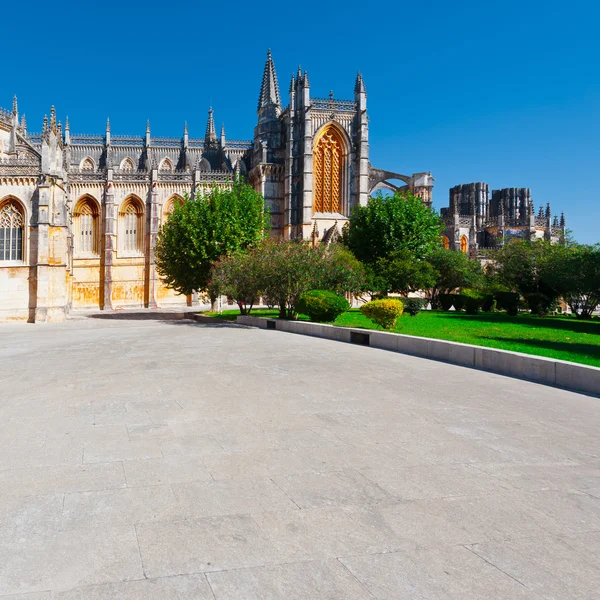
[1,314,600,598]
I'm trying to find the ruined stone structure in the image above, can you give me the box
[441,182,566,256]
[0,51,433,321]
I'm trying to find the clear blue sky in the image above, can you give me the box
[3,0,599,242]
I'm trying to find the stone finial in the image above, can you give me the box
[289,73,295,94]
[538,205,544,218]
[205,107,217,144]
[303,70,310,87]
[12,95,18,116]
[354,72,366,95]
[257,49,281,111]
[20,113,26,132]
[42,114,48,135]
[183,121,188,136]
[50,106,56,132]
[560,212,565,228]
[545,202,551,220]
[106,117,110,132]
[553,216,559,227]
[220,123,226,146]
[65,115,70,131]
[57,120,62,138]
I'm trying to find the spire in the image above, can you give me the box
[42,114,48,135]
[64,116,70,144]
[49,106,56,133]
[205,107,217,144]
[303,70,310,88]
[20,114,26,133]
[545,202,551,220]
[538,205,544,218]
[257,49,281,111]
[289,73,295,93]
[183,121,188,136]
[220,123,226,146]
[560,212,565,228]
[145,119,151,146]
[65,115,70,131]
[106,117,110,132]
[354,72,366,95]
[12,95,18,116]
[57,120,63,139]
[183,121,188,149]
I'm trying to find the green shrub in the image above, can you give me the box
[360,298,404,329]
[296,290,350,322]
[439,294,454,311]
[462,289,485,315]
[495,292,520,316]
[403,297,425,316]
[451,294,466,311]
[481,294,495,312]
[524,293,555,317]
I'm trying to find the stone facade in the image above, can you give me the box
[441,182,566,256]
[0,51,433,322]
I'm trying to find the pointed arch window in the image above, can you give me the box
[442,235,450,250]
[120,158,135,173]
[120,198,144,254]
[0,200,25,261]
[313,125,345,214]
[159,158,174,173]
[74,198,99,255]
[460,235,468,253]
[80,157,95,172]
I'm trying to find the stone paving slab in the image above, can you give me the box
[0,315,599,598]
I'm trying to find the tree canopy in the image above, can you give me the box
[155,181,268,296]
[342,190,443,263]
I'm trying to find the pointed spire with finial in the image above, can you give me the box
[258,49,281,111]
[545,202,551,220]
[106,117,110,132]
[303,70,310,88]
[12,95,18,116]
[354,72,366,95]
[50,106,56,133]
[220,123,226,147]
[538,205,544,218]
[57,120,62,139]
[289,73,295,94]
[205,107,217,144]
[64,116,70,144]
[42,114,48,135]
[560,212,565,228]
[183,121,188,136]
[20,113,26,134]
[145,119,151,146]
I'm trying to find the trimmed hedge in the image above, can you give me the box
[297,290,350,322]
[439,294,454,311]
[360,298,404,330]
[451,294,466,311]
[462,289,485,315]
[495,292,520,316]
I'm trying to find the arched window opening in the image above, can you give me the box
[460,235,468,253]
[313,125,345,214]
[159,158,174,172]
[74,198,99,255]
[163,195,183,222]
[120,198,144,253]
[0,200,25,261]
[442,235,450,250]
[80,157,95,172]
[120,158,135,172]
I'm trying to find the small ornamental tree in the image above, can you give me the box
[296,290,349,322]
[342,190,443,264]
[374,249,437,296]
[155,181,269,302]
[426,247,483,308]
[210,250,264,315]
[489,239,565,316]
[360,298,404,329]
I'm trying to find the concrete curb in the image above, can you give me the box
[236,315,600,397]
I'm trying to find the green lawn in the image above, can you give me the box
[205,308,600,367]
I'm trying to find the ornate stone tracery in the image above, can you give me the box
[313,125,344,214]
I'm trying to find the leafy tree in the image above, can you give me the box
[256,240,364,319]
[342,190,443,263]
[489,239,565,315]
[554,245,600,319]
[374,249,437,296]
[155,181,268,300]
[210,250,263,315]
[426,247,483,308]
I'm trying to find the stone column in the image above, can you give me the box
[101,172,115,310]
[301,81,313,234]
[33,178,51,322]
[146,174,160,308]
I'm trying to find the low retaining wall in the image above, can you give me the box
[236,315,600,397]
